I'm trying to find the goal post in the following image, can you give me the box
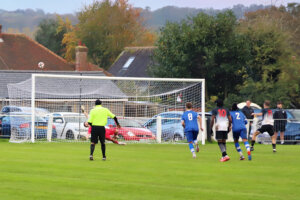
[8,74,206,144]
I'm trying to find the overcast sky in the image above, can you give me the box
[1,0,300,14]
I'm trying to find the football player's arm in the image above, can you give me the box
[242,113,248,125]
[227,115,232,131]
[88,110,94,126]
[113,116,121,129]
[107,109,121,128]
[210,115,215,130]
[252,112,262,117]
[283,111,287,125]
[197,115,203,131]
[181,120,185,128]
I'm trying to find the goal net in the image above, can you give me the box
[7,74,205,144]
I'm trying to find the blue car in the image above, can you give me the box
[144,111,211,141]
[0,112,57,139]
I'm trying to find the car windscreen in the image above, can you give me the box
[290,110,300,121]
[119,119,142,127]
[107,118,141,127]
[8,116,46,122]
[64,115,86,123]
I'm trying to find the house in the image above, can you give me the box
[108,46,156,77]
[0,24,110,74]
[0,24,130,115]
[0,26,165,117]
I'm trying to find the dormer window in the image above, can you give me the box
[122,56,135,70]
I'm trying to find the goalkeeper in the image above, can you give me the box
[83,106,125,145]
[87,99,121,161]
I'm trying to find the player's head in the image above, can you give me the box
[215,99,223,107]
[231,103,239,111]
[186,102,192,109]
[277,101,283,108]
[83,121,89,127]
[95,99,102,105]
[264,100,270,108]
[246,100,251,107]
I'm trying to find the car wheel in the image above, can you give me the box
[66,130,74,140]
[173,134,182,142]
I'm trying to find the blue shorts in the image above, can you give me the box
[186,131,199,143]
[233,128,247,140]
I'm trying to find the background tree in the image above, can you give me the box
[151,11,250,100]
[35,17,66,56]
[75,0,156,69]
[57,17,77,62]
[236,5,300,108]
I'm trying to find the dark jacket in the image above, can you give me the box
[242,106,254,119]
[273,108,287,125]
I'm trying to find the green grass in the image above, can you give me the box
[0,140,299,200]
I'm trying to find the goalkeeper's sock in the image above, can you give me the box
[189,143,195,153]
[234,142,243,157]
[113,140,119,144]
[90,144,95,156]
[251,140,255,147]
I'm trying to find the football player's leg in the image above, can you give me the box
[99,128,106,159]
[269,128,276,152]
[186,132,195,153]
[193,131,199,152]
[186,132,196,158]
[106,136,119,144]
[251,128,262,150]
[90,128,98,160]
[280,131,284,144]
[241,129,251,160]
[234,135,244,159]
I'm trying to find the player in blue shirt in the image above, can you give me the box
[230,103,252,161]
[181,102,203,158]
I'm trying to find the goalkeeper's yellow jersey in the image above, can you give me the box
[88,105,115,126]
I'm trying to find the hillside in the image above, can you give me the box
[0,4,268,36]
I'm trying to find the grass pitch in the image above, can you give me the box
[0,140,299,200]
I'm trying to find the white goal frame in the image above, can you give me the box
[30,74,206,144]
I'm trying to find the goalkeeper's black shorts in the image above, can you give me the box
[91,126,106,144]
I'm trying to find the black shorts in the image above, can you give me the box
[257,125,274,136]
[274,122,286,132]
[91,126,106,144]
[216,131,228,140]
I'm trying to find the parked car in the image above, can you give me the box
[144,111,211,141]
[1,106,50,116]
[106,118,155,141]
[49,112,88,140]
[252,109,300,144]
[0,112,57,139]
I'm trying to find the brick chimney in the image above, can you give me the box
[75,45,88,71]
[0,24,3,43]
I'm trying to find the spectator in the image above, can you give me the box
[273,101,287,144]
[242,100,254,137]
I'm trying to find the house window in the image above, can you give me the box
[122,56,135,69]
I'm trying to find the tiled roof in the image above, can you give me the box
[108,46,156,77]
[0,33,75,70]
